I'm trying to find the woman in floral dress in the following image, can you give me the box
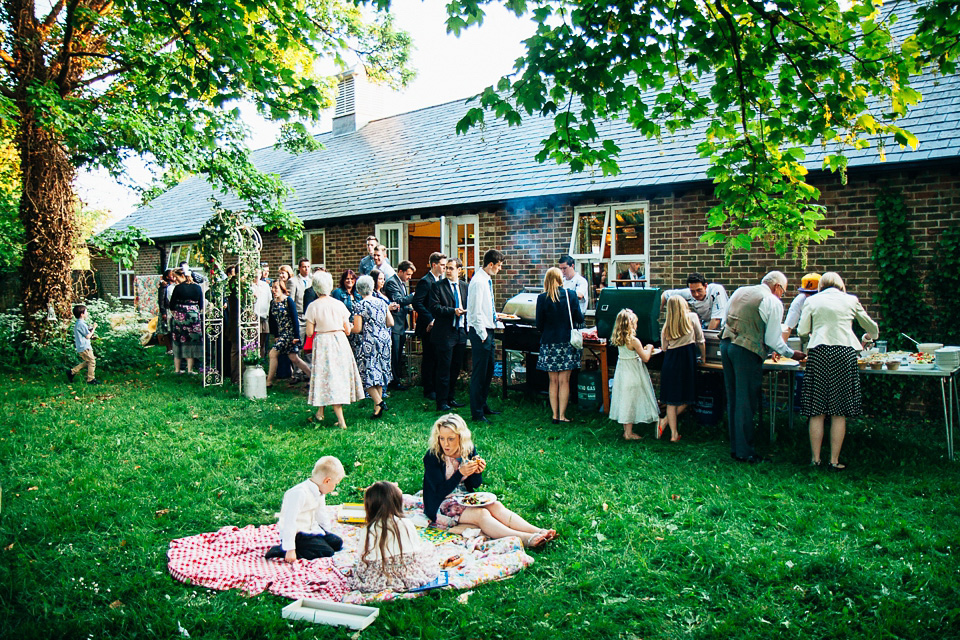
[169,269,204,374]
[266,279,312,387]
[352,275,394,419]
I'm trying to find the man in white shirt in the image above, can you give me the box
[467,249,504,423]
[618,262,644,287]
[254,267,272,357]
[372,244,396,280]
[661,272,729,329]
[558,255,588,314]
[720,271,807,463]
[781,272,820,342]
[290,257,312,340]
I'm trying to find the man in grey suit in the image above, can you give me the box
[384,260,416,391]
[289,257,312,340]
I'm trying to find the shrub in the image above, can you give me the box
[0,297,153,374]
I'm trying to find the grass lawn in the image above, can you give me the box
[1,349,959,639]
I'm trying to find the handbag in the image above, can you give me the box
[565,289,583,349]
[303,333,314,352]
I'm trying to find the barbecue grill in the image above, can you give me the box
[499,287,548,395]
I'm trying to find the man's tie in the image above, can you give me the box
[452,280,461,330]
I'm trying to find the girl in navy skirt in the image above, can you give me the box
[658,296,705,441]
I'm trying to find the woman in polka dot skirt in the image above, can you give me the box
[797,272,879,471]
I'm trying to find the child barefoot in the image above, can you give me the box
[350,481,440,592]
[658,296,706,442]
[423,414,556,548]
[265,456,345,562]
[609,309,659,440]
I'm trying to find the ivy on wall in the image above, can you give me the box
[870,186,932,351]
[930,226,960,346]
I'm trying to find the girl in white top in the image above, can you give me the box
[350,481,440,592]
[608,309,660,440]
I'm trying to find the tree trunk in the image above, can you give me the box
[17,112,77,335]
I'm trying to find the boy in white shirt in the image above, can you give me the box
[265,456,345,562]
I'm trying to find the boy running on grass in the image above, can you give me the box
[67,305,100,385]
[265,456,345,562]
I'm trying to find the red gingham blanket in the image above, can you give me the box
[167,524,347,601]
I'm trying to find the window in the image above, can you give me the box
[292,231,326,269]
[166,243,203,270]
[375,223,405,268]
[444,215,479,282]
[568,201,650,311]
[119,263,135,299]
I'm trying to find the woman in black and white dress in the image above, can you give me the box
[797,272,879,471]
[535,267,584,424]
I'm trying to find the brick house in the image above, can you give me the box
[95,56,960,325]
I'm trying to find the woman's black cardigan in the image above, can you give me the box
[422,448,483,522]
[267,296,300,338]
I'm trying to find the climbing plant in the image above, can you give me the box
[870,186,932,351]
[929,226,960,345]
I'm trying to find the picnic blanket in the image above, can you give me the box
[167,494,534,604]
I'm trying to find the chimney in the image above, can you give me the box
[332,67,384,136]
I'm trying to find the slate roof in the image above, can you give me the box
[115,9,960,241]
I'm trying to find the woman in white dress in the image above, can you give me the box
[304,271,364,429]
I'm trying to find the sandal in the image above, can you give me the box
[623,433,643,441]
[811,459,821,467]
[828,462,846,472]
[670,434,682,442]
[656,418,666,440]
[525,530,550,549]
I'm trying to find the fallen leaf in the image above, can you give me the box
[353,461,362,467]
[671,494,681,500]
[27,486,38,491]
[155,509,170,518]
[192,414,199,419]
[120,540,127,547]
[3,543,13,551]
[457,590,474,604]
[602,502,608,511]
[655,536,664,541]
[109,600,124,609]
[595,532,607,543]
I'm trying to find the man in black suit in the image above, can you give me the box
[413,252,447,400]
[428,258,469,411]
[384,260,416,391]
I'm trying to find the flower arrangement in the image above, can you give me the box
[241,340,262,366]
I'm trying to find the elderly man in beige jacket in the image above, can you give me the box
[798,271,879,471]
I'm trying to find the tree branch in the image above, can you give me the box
[55,0,82,94]
[43,0,67,29]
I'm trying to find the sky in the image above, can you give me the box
[75,0,537,223]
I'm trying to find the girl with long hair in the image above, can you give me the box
[658,296,705,441]
[350,481,439,592]
[608,309,659,440]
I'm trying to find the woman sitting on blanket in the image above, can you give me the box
[350,481,439,592]
[422,413,556,549]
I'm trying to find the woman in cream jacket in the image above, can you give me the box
[798,272,879,471]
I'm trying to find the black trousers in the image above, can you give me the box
[469,328,495,419]
[420,334,437,395]
[265,531,343,560]
[435,332,467,406]
[391,331,406,383]
[720,339,763,459]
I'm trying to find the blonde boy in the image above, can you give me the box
[265,456,346,562]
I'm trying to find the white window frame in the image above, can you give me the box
[443,214,480,283]
[166,243,202,270]
[292,230,326,270]
[118,263,135,299]
[568,201,650,311]
[375,223,406,268]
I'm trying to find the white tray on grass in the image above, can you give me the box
[281,599,379,629]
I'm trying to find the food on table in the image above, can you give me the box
[911,352,936,364]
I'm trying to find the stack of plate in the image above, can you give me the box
[935,346,960,370]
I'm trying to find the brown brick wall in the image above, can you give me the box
[94,162,960,325]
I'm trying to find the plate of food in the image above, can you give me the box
[497,313,521,320]
[455,492,497,508]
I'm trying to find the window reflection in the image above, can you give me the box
[613,208,644,255]
[575,210,609,256]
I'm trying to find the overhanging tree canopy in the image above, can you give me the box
[441,0,959,261]
[1,0,411,328]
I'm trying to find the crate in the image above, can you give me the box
[281,599,379,630]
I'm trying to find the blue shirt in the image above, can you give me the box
[74,318,91,353]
